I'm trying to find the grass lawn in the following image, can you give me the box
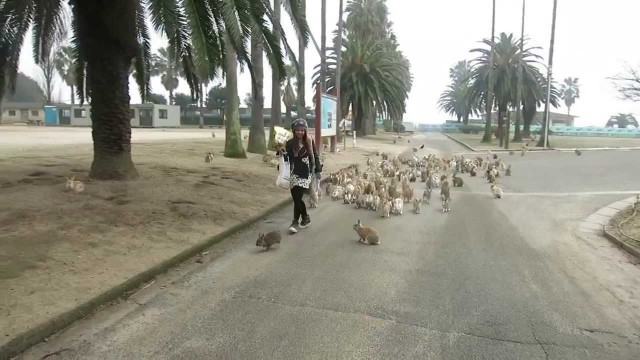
[609,201,640,252]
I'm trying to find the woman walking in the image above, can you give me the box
[280,118,322,233]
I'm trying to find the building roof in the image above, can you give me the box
[1,101,45,109]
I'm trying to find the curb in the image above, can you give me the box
[0,163,358,360]
[441,133,640,153]
[577,196,640,261]
[441,133,549,153]
[603,226,640,261]
[441,133,477,151]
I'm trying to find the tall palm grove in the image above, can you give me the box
[314,0,413,136]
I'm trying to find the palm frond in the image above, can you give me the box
[0,0,35,98]
[32,0,66,64]
[147,0,199,99]
[69,7,86,103]
[133,0,152,101]
[183,0,221,83]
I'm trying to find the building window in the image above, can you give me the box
[74,108,86,118]
[31,110,39,116]
[130,109,136,119]
[62,109,71,117]
[8,110,16,116]
[159,109,168,119]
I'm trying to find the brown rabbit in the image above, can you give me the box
[353,219,380,245]
[256,231,282,251]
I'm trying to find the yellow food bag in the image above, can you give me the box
[273,126,293,148]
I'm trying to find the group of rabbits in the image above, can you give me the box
[256,150,513,251]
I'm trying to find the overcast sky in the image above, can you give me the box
[17,0,640,126]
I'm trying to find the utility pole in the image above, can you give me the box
[335,0,344,152]
[315,0,327,152]
[541,0,558,148]
[482,0,496,143]
[513,0,525,144]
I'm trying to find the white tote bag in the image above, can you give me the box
[276,155,291,189]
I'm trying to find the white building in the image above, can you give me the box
[44,103,181,127]
[0,101,45,124]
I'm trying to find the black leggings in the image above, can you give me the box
[290,186,308,221]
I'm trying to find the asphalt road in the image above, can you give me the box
[22,134,640,359]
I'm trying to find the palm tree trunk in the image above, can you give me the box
[248,26,267,155]
[296,0,307,121]
[482,0,496,143]
[83,31,138,179]
[269,0,283,150]
[70,85,75,104]
[522,103,534,138]
[498,104,506,147]
[463,113,469,125]
[224,35,247,158]
[168,90,174,106]
[537,0,558,148]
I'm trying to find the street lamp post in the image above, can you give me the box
[542,0,558,148]
[334,0,344,152]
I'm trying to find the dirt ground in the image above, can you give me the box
[0,126,417,345]
[609,200,640,250]
[447,132,640,150]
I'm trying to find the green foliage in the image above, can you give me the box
[206,85,228,111]
[0,0,309,105]
[173,93,194,108]
[146,92,168,105]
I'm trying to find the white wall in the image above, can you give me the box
[1,108,44,123]
[70,105,92,126]
[153,105,180,127]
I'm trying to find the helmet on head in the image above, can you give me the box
[291,118,308,130]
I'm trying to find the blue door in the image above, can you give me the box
[44,106,58,125]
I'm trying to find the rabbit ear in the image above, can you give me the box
[71,176,75,181]
[357,219,361,225]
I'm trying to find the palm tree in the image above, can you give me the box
[283,63,297,125]
[559,77,579,116]
[606,113,638,128]
[151,46,184,105]
[439,60,478,124]
[247,24,266,155]
[0,0,306,180]
[521,74,560,137]
[54,46,77,104]
[313,0,411,136]
[315,34,412,136]
[469,33,544,146]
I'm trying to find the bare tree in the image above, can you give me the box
[39,49,57,104]
[610,64,640,102]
